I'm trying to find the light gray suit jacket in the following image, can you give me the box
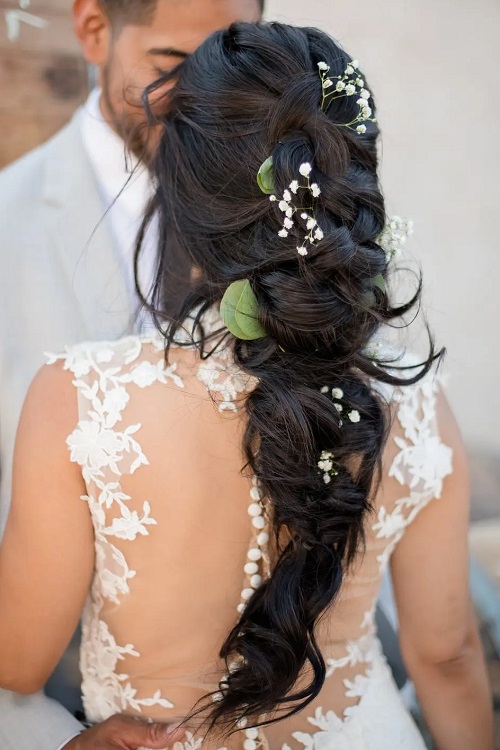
[0,109,137,749]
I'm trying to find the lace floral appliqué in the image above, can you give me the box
[373,375,453,570]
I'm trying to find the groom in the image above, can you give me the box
[0,1,262,749]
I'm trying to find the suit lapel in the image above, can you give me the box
[42,109,134,341]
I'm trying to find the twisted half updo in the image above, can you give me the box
[137,21,440,732]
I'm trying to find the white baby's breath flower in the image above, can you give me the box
[348,410,361,423]
[360,89,371,100]
[336,81,345,92]
[345,84,356,96]
[278,200,288,212]
[351,59,359,68]
[310,183,321,197]
[356,78,364,87]
[345,65,354,75]
[320,451,333,459]
[314,227,324,240]
[323,79,334,89]
[285,207,294,218]
[320,386,329,394]
[306,217,317,230]
[323,474,332,485]
[289,180,299,194]
[334,402,343,412]
[297,246,308,256]
[317,61,330,71]
[331,387,344,400]
[300,212,309,220]
[299,162,312,177]
[362,105,372,118]
[278,229,289,238]
[269,195,277,202]
[283,217,293,229]
[283,189,292,202]
[356,125,367,134]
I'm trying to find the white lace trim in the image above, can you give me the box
[373,373,453,570]
[48,337,182,718]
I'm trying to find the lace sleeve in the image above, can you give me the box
[372,368,454,570]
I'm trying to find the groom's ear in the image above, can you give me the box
[73,0,112,67]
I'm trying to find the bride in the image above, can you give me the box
[0,21,492,750]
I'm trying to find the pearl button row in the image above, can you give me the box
[237,477,269,749]
[237,477,268,615]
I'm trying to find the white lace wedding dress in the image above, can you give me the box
[48,315,453,750]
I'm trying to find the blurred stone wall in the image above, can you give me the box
[0,0,88,168]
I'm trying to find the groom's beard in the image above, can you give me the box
[101,63,157,163]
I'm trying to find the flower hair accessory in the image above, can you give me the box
[265,161,324,256]
[320,386,361,428]
[317,59,376,134]
[377,216,414,260]
[318,451,338,485]
[220,279,267,341]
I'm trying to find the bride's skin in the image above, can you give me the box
[387,393,493,749]
[0,358,493,750]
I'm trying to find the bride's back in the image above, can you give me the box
[57,325,452,746]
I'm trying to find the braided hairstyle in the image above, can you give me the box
[137,21,440,731]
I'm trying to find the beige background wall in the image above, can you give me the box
[266,0,500,454]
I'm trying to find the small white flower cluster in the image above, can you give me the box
[317,60,376,134]
[320,385,361,427]
[269,162,324,256]
[318,450,338,485]
[377,216,414,261]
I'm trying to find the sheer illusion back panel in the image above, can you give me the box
[70,338,256,718]
[53,329,452,749]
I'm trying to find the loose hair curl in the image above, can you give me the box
[137,21,441,733]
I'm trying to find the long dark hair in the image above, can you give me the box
[136,21,440,732]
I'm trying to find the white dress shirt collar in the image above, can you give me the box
[80,87,152,220]
[79,88,157,329]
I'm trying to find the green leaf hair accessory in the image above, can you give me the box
[362,273,387,308]
[317,59,377,134]
[371,273,386,294]
[220,279,267,341]
[257,156,276,195]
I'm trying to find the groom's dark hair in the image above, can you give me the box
[100,0,157,24]
[101,0,265,26]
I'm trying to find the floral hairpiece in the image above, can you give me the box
[259,159,324,256]
[376,216,414,260]
[318,450,338,485]
[318,385,361,485]
[317,59,376,134]
[320,386,361,428]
